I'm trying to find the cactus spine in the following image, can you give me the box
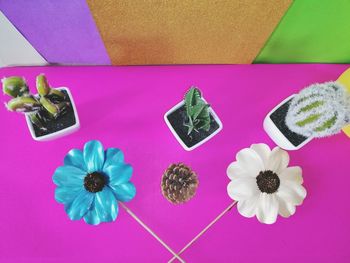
[184,87,211,135]
[3,74,69,130]
[286,82,350,138]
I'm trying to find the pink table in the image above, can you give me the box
[1,65,349,263]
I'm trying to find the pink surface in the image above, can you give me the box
[0,65,349,263]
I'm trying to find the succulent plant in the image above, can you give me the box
[184,87,211,135]
[3,74,69,130]
[286,81,350,138]
[161,163,199,204]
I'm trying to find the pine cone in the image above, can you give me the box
[161,163,199,204]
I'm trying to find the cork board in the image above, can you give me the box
[87,0,291,65]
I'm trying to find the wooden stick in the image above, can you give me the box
[168,201,237,263]
[120,202,186,263]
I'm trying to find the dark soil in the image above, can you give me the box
[32,90,76,137]
[270,98,308,147]
[166,105,220,148]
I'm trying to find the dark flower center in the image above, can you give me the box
[84,172,106,193]
[256,170,280,194]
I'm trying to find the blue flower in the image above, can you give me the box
[53,140,136,225]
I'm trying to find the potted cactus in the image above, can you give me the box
[3,74,79,141]
[264,82,350,150]
[164,87,223,151]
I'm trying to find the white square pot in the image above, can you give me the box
[164,99,223,151]
[263,94,312,150]
[25,87,80,141]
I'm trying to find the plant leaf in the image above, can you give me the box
[29,113,47,130]
[185,87,202,112]
[183,87,212,134]
[2,76,29,97]
[197,118,211,131]
[36,74,50,96]
[40,96,59,117]
[192,103,210,120]
[6,96,41,112]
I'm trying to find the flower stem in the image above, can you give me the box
[167,201,237,263]
[120,202,186,263]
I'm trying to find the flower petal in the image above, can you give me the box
[237,195,259,218]
[104,164,133,186]
[227,178,259,201]
[277,182,307,206]
[55,186,82,205]
[64,149,87,171]
[236,148,264,176]
[94,187,119,222]
[110,182,136,202]
[103,148,124,169]
[65,190,94,220]
[83,201,101,225]
[278,197,296,218]
[250,143,271,168]
[266,147,290,174]
[256,193,279,224]
[84,140,105,173]
[83,187,119,225]
[279,167,303,184]
[53,165,86,187]
[227,161,252,180]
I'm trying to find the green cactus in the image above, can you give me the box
[286,82,350,138]
[3,74,69,130]
[36,74,51,96]
[1,76,29,97]
[184,87,211,135]
[37,74,65,99]
[6,95,41,112]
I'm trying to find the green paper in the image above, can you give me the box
[255,0,350,63]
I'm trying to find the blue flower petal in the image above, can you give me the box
[110,182,136,202]
[103,148,124,169]
[65,190,95,220]
[95,187,119,221]
[53,165,86,187]
[104,164,133,186]
[83,187,119,225]
[64,149,87,171]
[83,140,105,173]
[55,186,82,205]
[83,201,100,225]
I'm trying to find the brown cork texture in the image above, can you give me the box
[87,0,291,65]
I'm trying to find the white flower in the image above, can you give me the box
[227,143,307,224]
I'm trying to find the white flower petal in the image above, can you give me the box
[277,182,307,206]
[256,193,279,224]
[279,167,303,184]
[227,178,259,201]
[227,161,253,179]
[237,195,259,218]
[278,197,296,218]
[250,143,271,168]
[266,147,290,174]
[236,148,264,176]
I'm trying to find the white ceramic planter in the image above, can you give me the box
[164,99,223,151]
[264,95,312,150]
[25,87,80,141]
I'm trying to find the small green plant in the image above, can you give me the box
[184,87,211,135]
[286,81,350,138]
[3,74,70,130]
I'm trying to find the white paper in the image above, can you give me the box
[0,11,47,67]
